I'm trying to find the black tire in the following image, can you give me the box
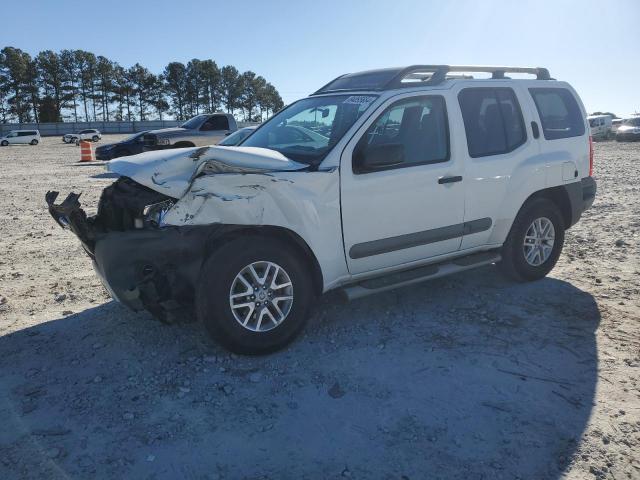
[1,140,8,146]
[196,236,314,354]
[499,198,565,282]
[30,139,38,145]
[92,135,99,142]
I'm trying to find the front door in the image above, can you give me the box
[197,115,231,145]
[340,94,465,275]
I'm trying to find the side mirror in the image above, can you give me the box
[354,143,405,173]
[224,132,231,136]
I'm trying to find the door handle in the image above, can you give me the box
[438,175,463,184]
[531,121,540,139]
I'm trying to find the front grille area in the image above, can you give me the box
[95,178,172,232]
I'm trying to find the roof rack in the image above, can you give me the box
[311,65,551,95]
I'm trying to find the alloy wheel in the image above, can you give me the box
[523,217,555,266]
[229,261,294,332]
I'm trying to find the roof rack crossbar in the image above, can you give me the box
[446,65,550,80]
[311,65,551,95]
[383,65,449,89]
[386,65,550,88]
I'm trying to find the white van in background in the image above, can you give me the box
[0,130,41,146]
[587,115,612,140]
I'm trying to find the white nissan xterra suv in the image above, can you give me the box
[47,65,597,354]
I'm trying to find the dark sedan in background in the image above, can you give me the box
[95,131,148,160]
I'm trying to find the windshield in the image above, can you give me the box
[218,127,255,146]
[623,117,640,126]
[180,115,207,129]
[240,94,378,165]
[122,132,145,143]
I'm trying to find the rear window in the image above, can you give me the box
[458,87,526,158]
[529,88,585,140]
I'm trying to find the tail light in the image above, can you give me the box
[588,136,594,176]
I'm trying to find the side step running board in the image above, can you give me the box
[341,251,501,301]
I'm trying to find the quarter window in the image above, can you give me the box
[529,88,585,140]
[354,95,449,173]
[458,88,526,158]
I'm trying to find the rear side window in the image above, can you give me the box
[201,116,230,131]
[18,131,36,136]
[529,88,585,140]
[458,88,526,157]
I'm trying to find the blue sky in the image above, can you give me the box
[3,0,639,116]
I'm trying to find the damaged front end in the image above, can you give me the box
[46,178,218,322]
[46,145,313,322]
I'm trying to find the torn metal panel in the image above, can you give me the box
[163,169,347,291]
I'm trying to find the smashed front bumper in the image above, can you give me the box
[46,184,219,320]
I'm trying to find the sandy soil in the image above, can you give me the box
[0,136,638,479]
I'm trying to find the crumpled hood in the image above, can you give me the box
[106,145,308,198]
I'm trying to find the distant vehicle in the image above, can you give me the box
[95,131,148,160]
[612,118,624,133]
[218,126,258,146]
[587,115,612,140]
[615,116,640,142]
[142,113,237,150]
[0,130,40,146]
[63,129,102,143]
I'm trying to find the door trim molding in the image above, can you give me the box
[348,217,492,259]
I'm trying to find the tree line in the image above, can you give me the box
[0,46,284,124]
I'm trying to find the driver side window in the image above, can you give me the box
[353,95,449,174]
[201,116,230,131]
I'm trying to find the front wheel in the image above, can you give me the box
[0,140,8,146]
[196,237,314,354]
[499,198,565,282]
[92,135,99,142]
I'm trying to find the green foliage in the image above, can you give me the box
[0,46,284,123]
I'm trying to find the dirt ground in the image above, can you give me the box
[0,136,638,479]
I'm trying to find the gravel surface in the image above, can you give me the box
[0,136,638,479]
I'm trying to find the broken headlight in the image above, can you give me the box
[143,200,174,227]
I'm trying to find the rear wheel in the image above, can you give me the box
[196,237,314,354]
[92,135,99,142]
[499,198,565,281]
[30,139,38,145]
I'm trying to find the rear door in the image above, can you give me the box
[528,86,589,179]
[340,92,465,275]
[452,84,533,250]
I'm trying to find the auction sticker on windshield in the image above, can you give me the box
[343,96,377,106]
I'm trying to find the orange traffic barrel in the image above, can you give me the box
[79,140,94,162]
